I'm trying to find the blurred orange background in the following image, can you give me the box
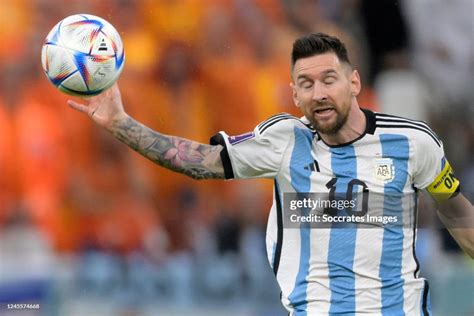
[0,1,472,315]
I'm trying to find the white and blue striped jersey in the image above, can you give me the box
[210,109,458,315]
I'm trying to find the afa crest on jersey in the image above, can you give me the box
[374,158,395,183]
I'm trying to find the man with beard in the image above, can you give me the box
[69,33,473,315]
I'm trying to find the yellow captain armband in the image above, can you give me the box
[426,160,460,203]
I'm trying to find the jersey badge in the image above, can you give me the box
[374,158,395,183]
[228,132,255,145]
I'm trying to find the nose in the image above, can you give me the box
[311,83,328,103]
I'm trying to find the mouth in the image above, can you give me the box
[314,107,335,117]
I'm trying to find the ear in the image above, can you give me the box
[290,82,300,107]
[350,70,362,97]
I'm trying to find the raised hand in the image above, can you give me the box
[67,83,128,130]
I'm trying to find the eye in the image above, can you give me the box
[324,77,336,85]
[299,80,313,89]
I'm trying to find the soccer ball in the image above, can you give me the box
[41,14,125,97]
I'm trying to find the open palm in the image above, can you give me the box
[67,83,127,129]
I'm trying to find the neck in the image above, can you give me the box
[320,104,366,146]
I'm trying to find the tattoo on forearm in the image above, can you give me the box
[110,116,225,180]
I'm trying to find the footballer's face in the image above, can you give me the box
[291,53,361,134]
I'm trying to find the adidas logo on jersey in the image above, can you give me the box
[304,160,320,172]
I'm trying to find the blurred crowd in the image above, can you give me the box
[0,0,473,315]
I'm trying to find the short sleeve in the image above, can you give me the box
[209,113,300,180]
[413,132,445,189]
[412,129,460,202]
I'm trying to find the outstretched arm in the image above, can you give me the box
[109,115,225,180]
[436,193,474,258]
[68,83,225,180]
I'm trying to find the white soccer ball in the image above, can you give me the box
[41,14,125,97]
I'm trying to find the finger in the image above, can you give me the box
[67,100,90,115]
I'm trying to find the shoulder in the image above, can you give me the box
[373,112,442,148]
[256,112,315,137]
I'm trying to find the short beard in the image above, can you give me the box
[310,108,349,134]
